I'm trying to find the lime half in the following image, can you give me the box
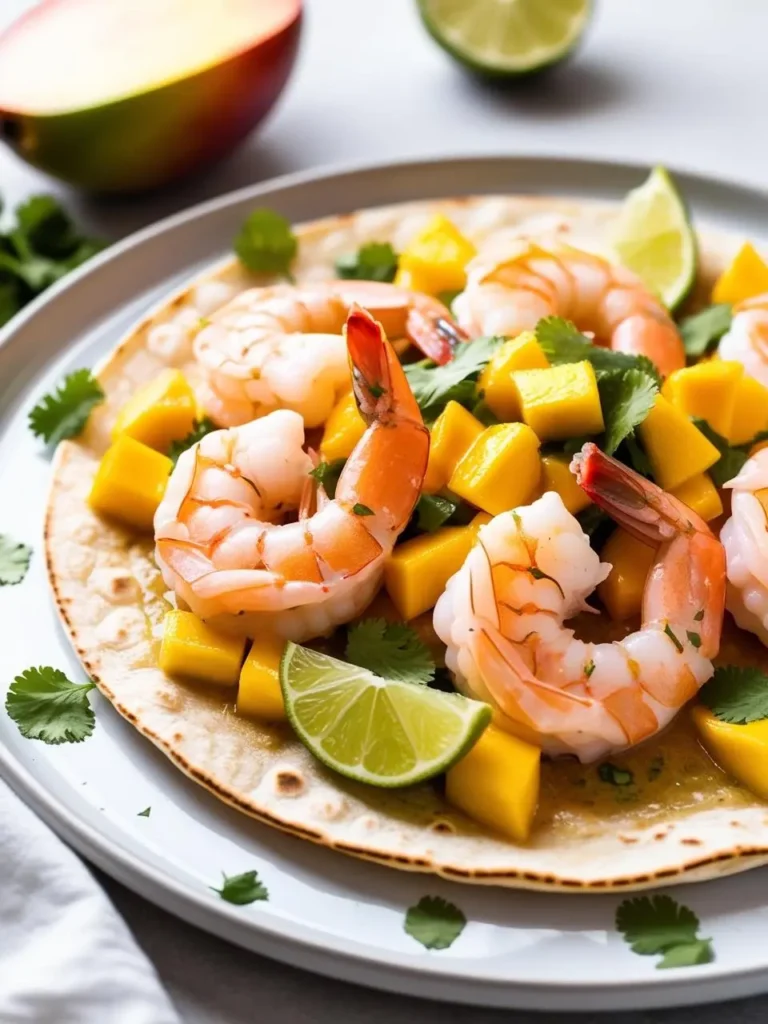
[611,166,697,312]
[417,0,593,78]
[280,644,491,788]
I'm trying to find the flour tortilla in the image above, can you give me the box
[45,195,768,891]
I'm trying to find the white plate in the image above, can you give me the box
[2,156,768,1012]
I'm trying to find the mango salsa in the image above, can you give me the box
[637,394,720,490]
[692,705,768,800]
[423,401,484,494]
[540,454,591,515]
[449,423,541,516]
[478,331,550,421]
[159,610,246,687]
[671,473,723,522]
[88,434,172,531]
[320,391,365,462]
[237,635,286,720]
[397,214,476,295]
[712,242,768,305]
[111,368,197,452]
[446,723,541,842]
[662,360,743,437]
[727,375,768,445]
[598,528,656,622]
[513,361,604,441]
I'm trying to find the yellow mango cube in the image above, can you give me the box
[637,395,720,490]
[111,368,197,452]
[727,375,768,445]
[449,423,541,516]
[159,610,246,687]
[237,635,286,720]
[671,473,723,522]
[540,454,591,515]
[513,361,604,441]
[446,723,540,842]
[423,401,484,493]
[478,331,550,421]
[320,391,365,462]
[398,214,476,295]
[598,528,656,622]
[88,435,172,531]
[712,242,768,305]
[662,360,743,437]
[692,705,768,800]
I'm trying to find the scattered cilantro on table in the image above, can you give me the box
[346,619,435,686]
[616,895,713,969]
[0,535,31,586]
[335,242,399,283]
[678,303,732,359]
[28,368,104,445]
[404,335,503,420]
[168,417,216,464]
[6,667,96,744]
[234,208,297,277]
[213,870,269,905]
[699,665,768,724]
[404,896,466,951]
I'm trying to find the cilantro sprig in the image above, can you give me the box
[699,665,768,724]
[168,417,216,465]
[346,619,435,686]
[234,209,297,278]
[212,870,269,905]
[0,535,31,586]
[28,368,104,445]
[6,667,96,744]
[404,335,503,420]
[598,367,658,455]
[536,317,661,385]
[679,303,732,359]
[404,896,466,950]
[336,242,398,283]
[616,895,713,969]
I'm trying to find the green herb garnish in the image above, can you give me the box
[6,667,96,744]
[415,493,458,533]
[0,535,31,586]
[692,419,760,487]
[686,630,702,649]
[536,317,661,385]
[616,895,713,969]
[664,623,684,653]
[234,208,297,277]
[168,417,216,465]
[647,755,665,781]
[137,807,151,818]
[584,660,595,678]
[346,618,434,686]
[679,303,732,359]
[309,458,345,499]
[404,335,503,420]
[699,665,768,724]
[212,870,269,905]
[352,503,374,516]
[598,367,658,455]
[335,242,398,283]
[404,896,466,950]
[28,368,104,445]
[598,762,634,786]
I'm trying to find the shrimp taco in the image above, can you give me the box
[38,176,768,891]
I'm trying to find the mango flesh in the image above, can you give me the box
[692,706,768,802]
[0,0,302,192]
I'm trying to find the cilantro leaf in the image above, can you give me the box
[679,304,732,359]
[15,195,81,258]
[616,895,713,969]
[28,368,104,445]
[309,458,345,499]
[352,502,374,516]
[0,278,23,327]
[213,870,268,905]
[692,419,748,486]
[234,208,297,276]
[598,368,658,455]
[536,316,661,385]
[415,493,458,533]
[335,242,398,283]
[699,665,768,723]
[346,618,435,686]
[137,806,151,818]
[168,417,216,465]
[598,763,634,786]
[0,535,31,586]
[404,896,466,950]
[6,667,96,744]
[404,336,504,420]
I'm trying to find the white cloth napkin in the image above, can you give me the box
[0,779,180,1024]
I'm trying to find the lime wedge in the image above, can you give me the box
[611,166,697,312]
[417,0,593,77]
[280,644,491,788]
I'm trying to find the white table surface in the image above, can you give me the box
[3,0,768,1020]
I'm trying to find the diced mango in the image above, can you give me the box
[384,513,486,620]
[88,435,172,531]
[540,454,591,515]
[237,635,286,720]
[712,242,768,305]
[423,401,484,493]
[478,331,550,421]
[662,360,743,437]
[692,705,768,800]
[637,394,720,490]
[598,528,656,622]
[513,361,604,442]
[671,473,723,522]
[398,214,476,295]
[111,368,197,452]
[320,391,365,462]
[449,423,541,516]
[446,723,540,842]
[159,610,246,687]
[727,374,768,445]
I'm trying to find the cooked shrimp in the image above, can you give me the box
[433,444,725,762]
[453,241,685,377]
[193,281,459,428]
[155,308,429,642]
[721,448,768,644]
[717,295,768,385]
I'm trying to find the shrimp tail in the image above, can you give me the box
[345,306,423,424]
[405,309,468,366]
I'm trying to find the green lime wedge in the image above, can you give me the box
[417,0,593,78]
[611,166,697,312]
[280,643,491,788]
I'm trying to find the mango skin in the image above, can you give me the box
[0,7,302,192]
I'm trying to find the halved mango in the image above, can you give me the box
[159,610,246,687]
[692,705,768,800]
[88,434,172,531]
